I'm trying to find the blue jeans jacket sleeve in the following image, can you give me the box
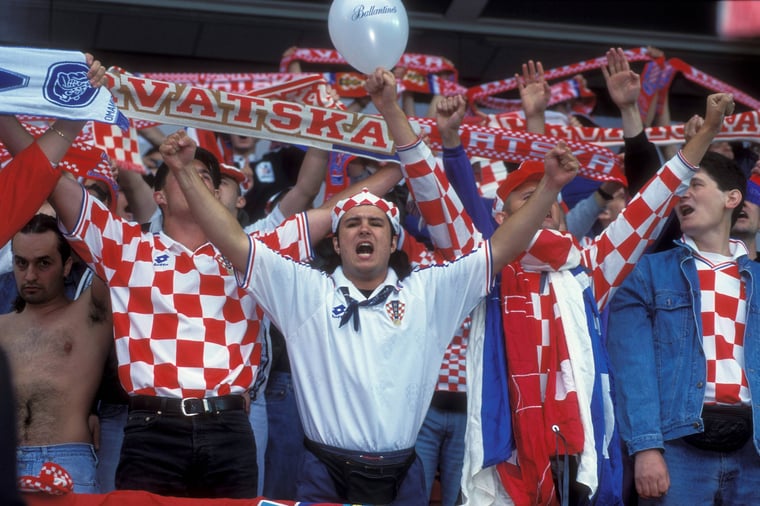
[608,255,667,455]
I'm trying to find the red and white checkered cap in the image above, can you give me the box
[332,187,400,235]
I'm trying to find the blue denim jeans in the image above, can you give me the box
[96,403,128,493]
[415,405,466,506]
[17,443,99,493]
[640,437,760,505]
[263,371,305,500]
[249,392,267,496]
[295,444,427,505]
[115,408,258,498]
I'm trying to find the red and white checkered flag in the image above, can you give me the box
[93,120,145,173]
[18,461,74,495]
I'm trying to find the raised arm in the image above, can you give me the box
[437,95,496,237]
[116,163,158,224]
[367,68,480,258]
[602,47,643,138]
[0,53,107,238]
[490,143,579,272]
[602,47,666,194]
[365,67,418,147]
[276,147,329,218]
[682,93,734,165]
[437,94,467,149]
[161,130,251,270]
[582,92,735,309]
[518,60,550,135]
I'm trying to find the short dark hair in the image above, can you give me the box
[12,214,71,313]
[13,214,71,265]
[699,151,746,226]
[154,146,222,190]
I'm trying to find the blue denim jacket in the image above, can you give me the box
[608,240,760,456]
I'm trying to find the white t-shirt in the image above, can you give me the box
[240,235,493,452]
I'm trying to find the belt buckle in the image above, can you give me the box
[181,397,209,416]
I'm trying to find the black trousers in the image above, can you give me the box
[115,408,258,498]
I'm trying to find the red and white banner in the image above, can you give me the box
[106,69,627,184]
[467,48,651,104]
[489,110,760,147]
[106,68,398,158]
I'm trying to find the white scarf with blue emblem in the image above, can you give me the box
[0,46,128,129]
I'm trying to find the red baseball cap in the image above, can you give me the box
[220,163,246,184]
[493,160,545,213]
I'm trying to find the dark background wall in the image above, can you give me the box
[4,0,760,120]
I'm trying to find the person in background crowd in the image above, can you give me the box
[731,170,760,261]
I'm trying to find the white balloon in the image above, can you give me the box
[328,0,409,75]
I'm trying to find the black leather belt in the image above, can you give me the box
[430,391,467,413]
[128,394,246,416]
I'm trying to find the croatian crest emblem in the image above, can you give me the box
[43,62,98,108]
[385,300,405,325]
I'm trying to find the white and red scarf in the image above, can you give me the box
[498,229,597,505]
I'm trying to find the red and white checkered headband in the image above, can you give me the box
[332,188,401,235]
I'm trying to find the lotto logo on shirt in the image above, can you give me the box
[153,254,171,267]
[331,304,347,319]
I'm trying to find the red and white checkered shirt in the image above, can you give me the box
[689,237,750,405]
[63,189,308,398]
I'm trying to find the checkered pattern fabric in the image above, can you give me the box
[18,462,74,495]
[504,232,575,398]
[93,121,144,173]
[583,151,697,311]
[399,232,449,268]
[397,138,481,259]
[437,316,471,392]
[332,188,400,235]
[473,157,508,199]
[694,246,750,405]
[65,190,309,398]
[396,140,483,393]
[0,122,111,185]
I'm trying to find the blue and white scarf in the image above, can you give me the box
[0,46,128,129]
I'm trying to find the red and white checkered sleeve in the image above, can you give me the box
[400,231,450,267]
[583,151,698,310]
[62,187,140,283]
[254,212,313,263]
[397,138,480,261]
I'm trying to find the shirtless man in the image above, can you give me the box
[0,214,112,493]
